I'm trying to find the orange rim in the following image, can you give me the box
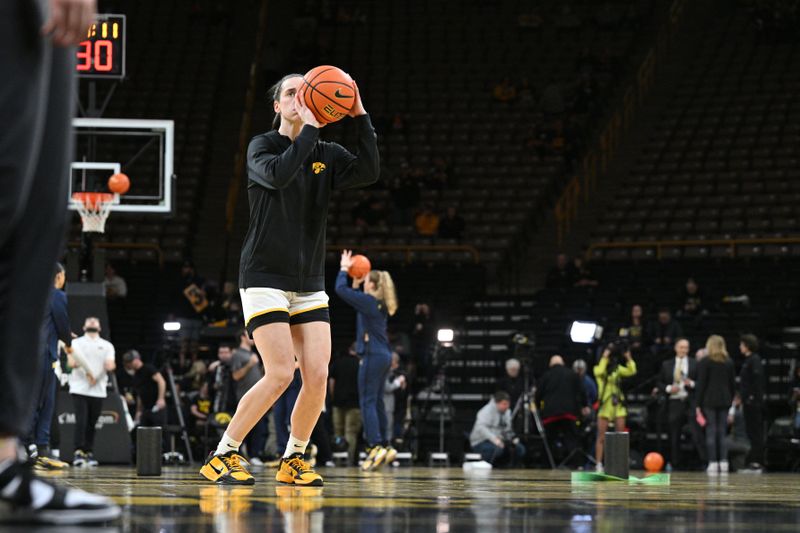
[72,192,115,210]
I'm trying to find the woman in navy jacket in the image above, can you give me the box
[336,250,398,471]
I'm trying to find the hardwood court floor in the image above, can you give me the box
[35,466,800,532]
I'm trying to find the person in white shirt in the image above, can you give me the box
[67,317,116,467]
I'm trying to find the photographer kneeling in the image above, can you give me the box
[593,344,637,473]
[469,391,526,467]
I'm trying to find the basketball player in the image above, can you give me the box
[25,264,71,471]
[0,0,120,523]
[68,317,116,467]
[335,250,399,471]
[200,74,379,486]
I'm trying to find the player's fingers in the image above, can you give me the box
[42,2,65,38]
[62,3,81,45]
[79,2,96,40]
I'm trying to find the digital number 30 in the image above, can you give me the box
[76,40,113,72]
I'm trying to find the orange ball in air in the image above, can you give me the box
[108,173,130,195]
[348,254,371,279]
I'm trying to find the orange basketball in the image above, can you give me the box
[643,452,664,473]
[301,65,355,125]
[108,173,130,195]
[348,254,371,279]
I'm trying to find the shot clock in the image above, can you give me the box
[76,14,126,79]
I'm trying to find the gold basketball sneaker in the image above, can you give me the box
[199,451,255,485]
[276,453,324,486]
[361,445,388,471]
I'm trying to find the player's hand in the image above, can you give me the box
[155,398,167,411]
[340,249,353,271]
[348,80,367,117]
[295,91,324,128]
[42,0,97,47]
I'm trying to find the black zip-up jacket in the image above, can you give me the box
[239,115,379,292]
[739,353,765,405]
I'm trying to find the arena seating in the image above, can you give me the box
[589,8,800,258]
[318,0,653,265]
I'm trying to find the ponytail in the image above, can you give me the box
[368,270,398,316]
[268,73,303,130]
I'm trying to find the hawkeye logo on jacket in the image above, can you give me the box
[312,162,326,174]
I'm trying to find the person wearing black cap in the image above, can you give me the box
[122,350,167,429]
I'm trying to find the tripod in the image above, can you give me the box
[418,344,455,465]
[163,365,194,464]
[510,357,555,469]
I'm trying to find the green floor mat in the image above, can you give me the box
[571,472,671,485]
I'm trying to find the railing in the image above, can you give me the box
[67,241,164,267]
[554,0,688,247]
[586,237,800,260]
[326,244,481,264]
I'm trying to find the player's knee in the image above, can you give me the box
[301,366,328,390]
[270,363,296,390]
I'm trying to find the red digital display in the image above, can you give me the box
[76,15,126,79]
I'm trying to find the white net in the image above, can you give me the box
[72,193,117,233]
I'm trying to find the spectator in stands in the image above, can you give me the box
[438,206,466,241]
[176,260,207,339]
[738,334,765,472]
[791,365,800,436]
[619,304,646,357]
[536,356,589,463]
[492,78,517,103]
[414,204,440,236]
[573,359,598,407]
[426,156,450,191]
[383,353,407,443]
[648,308,684,354]
[410,303,435,381]
[469,391,525,467]
[497,358,524,407]
[654,338,704,470]
[545,253,578,288]
[352,194,387,228]
[329,343,362,464]
[190,382,212,431]
[676,277,706,320]
[726,395,750,472]
[389,172,421,224]
[518,78,535,107]
[573,257,598,287]
[103,263,127,300]
[696,335,736,475]
[593,345,636,473]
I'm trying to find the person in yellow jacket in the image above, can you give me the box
[593,347,637,472]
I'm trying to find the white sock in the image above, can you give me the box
[215,432,241,456]
[283,435,309,458]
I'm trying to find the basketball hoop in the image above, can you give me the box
[71,192,117,233]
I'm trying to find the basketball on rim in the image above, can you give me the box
[348,254,371,279]
[108,172,130,195]
[302,65,355,125]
